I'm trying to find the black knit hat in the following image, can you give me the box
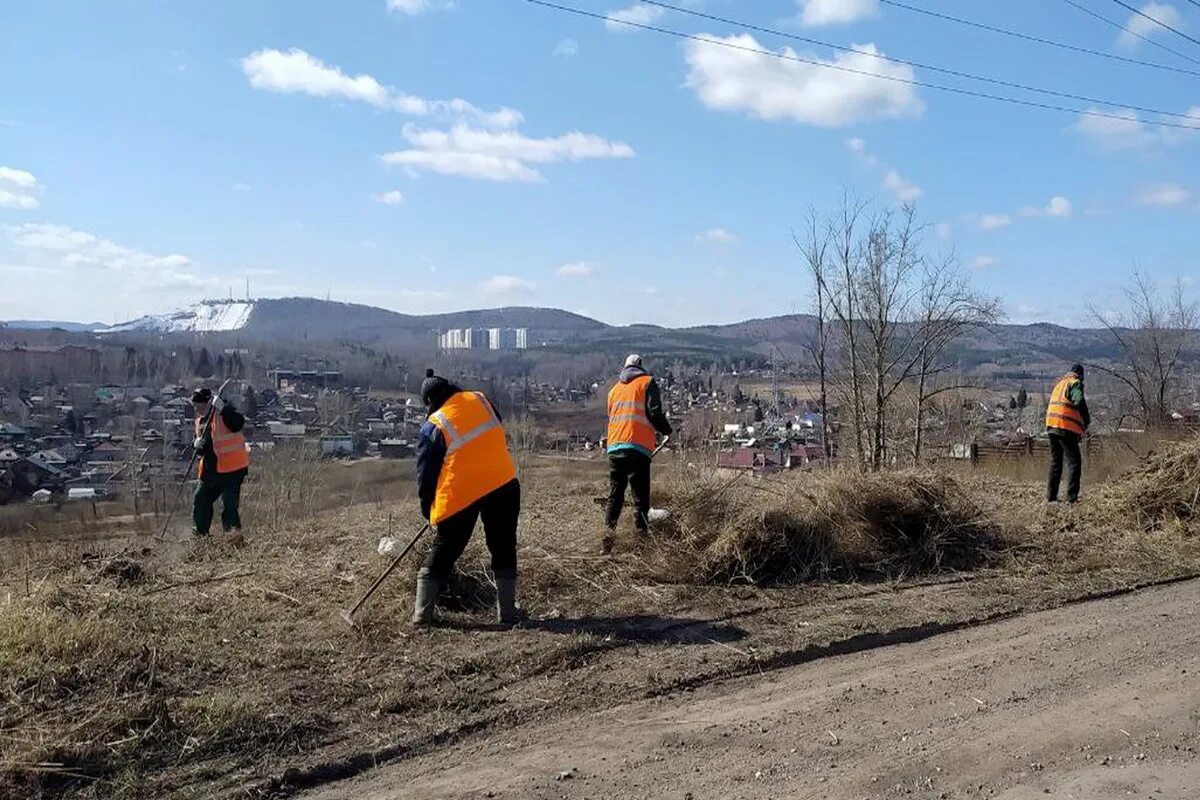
[191,387,213,404]
[420,368,450,408]
[1070,363,1085,378]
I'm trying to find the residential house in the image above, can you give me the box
[380,439,413,459]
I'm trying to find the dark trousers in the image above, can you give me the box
[423,479,520,581]
[1047,432,1082,502]
[193,469,246,534]
[606,450,651,532]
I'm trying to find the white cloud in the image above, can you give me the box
[0,166,40,210]
[10,223,192,272]
[698,228,738,243]
[1020,195,1073,218]
[971,255,999,270]
[556,261,596,278]
[387,0,454,15]
[882,168,922,202]
[1134,183,1192,206]
[1046,196,1072,217]
[935,222,952,239]
[232,183,253,192]
[1118,2,1184,48]
[554,38,579,58]
[373,190,404,205]
[605,3,665,31]
[0,190,39,210]
[381,123,635,182]
[241,48,520,128]
[479,274,537,299]
[797,0,880,27]
[684,34,922,127]
[1074,106,1200,151]
[0,167,37,189]
[979,214,1011,231]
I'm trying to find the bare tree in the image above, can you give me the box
[802,196,1002,469]
[910,256,1002,463]
[794,208,833,462]
[823,192,871,467]
[1090,273,1198,426]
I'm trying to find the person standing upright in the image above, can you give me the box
[603,354,672,554]
[1045,363,1090,504]
[191,387,249,541]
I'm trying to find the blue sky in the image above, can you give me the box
[1,0,1198,327]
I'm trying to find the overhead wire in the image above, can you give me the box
[869,0,1200,78]
[635,0,1200,121]
[524,0,1200,131]
[1107,0,1200,48]
[1059,0,1200,67]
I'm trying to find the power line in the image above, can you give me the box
[872,0,1200,78]
[1060,0,1200,67]
[1108,0,1200,48]
[637,0,1200,121]
[525,0,1200,131]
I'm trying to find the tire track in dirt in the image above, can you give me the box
[241,571,1200,799]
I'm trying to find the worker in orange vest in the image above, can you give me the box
[412,369,522,626]
[602,354,672,554]
[191,387,250,541]
[1045,363,1090,503]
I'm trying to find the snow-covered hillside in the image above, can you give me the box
[101,301,255,334]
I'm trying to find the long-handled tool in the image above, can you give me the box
[157,379,232,540]
[340,522,431,626]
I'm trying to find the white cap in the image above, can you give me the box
[624,354,643,368]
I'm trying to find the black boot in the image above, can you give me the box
[412,568,440,626]
[494,567,521,625]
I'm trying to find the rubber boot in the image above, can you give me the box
[411,568,440,626]
[495,568,521,625]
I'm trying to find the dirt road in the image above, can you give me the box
[303,580,1200,800]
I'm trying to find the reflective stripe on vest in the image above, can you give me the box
[196,414,249,477]
[428,391,517,525]
[607,375,657,454]
[1045,374,1085,436]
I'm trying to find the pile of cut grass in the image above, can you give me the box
[1107,433,1200,528]
[644,468,1004,585]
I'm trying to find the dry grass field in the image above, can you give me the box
[2,439,1199,798]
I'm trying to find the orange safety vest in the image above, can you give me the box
[1045,373,1085,436]
[196,413,249,477]
[428,391,517,525]
[607,375,657,455]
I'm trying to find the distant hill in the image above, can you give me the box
[13,297,1195,371]
[2,320,104,333]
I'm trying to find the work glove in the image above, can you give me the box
[193,436,208,450]
[213,396,226,412]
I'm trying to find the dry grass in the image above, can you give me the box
[1,443,1200,798]
[641,467,1002,585]
[1106,433,1200,527]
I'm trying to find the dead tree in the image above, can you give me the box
[1090,273,1197,427]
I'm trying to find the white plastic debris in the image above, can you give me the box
[647,508,670,523]
[377,536,401,557]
